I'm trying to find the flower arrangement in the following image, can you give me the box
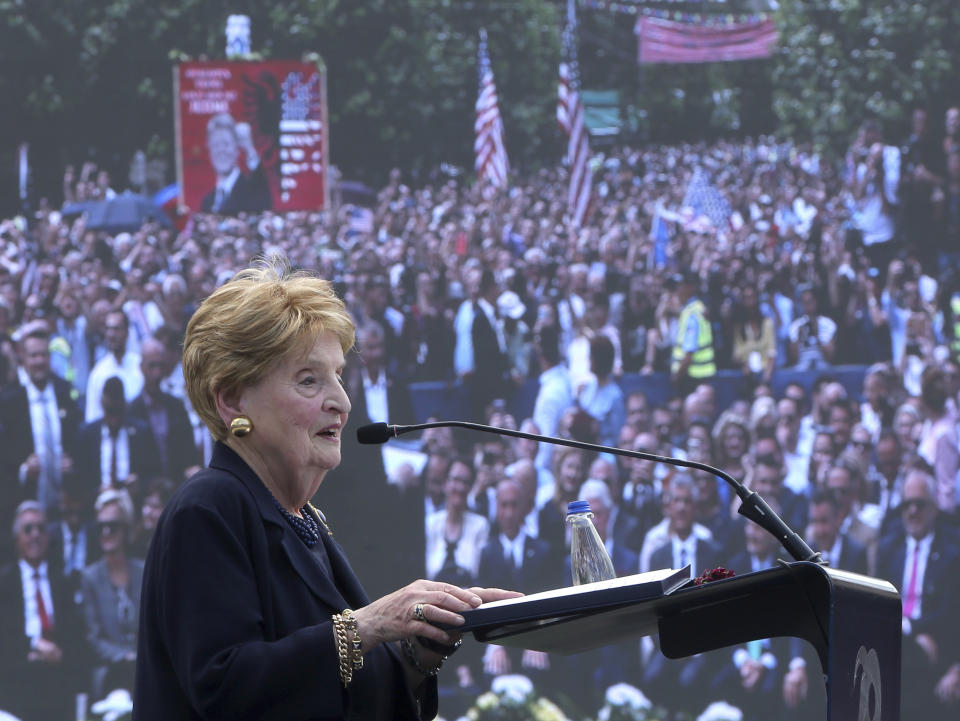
[461,675,569,721]
[693,567,735,585]
[695,701,743,721]
[596,683,666,721]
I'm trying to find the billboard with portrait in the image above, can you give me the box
[175,60,328,215]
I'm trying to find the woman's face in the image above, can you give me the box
[894,411,919,448]
[812,434,834,469]
[722,425,747,460]
[97,503,127,555]
[235,331,350,494]
[558,452,585,494]
[141,493,164,532]
[444,461,472,512]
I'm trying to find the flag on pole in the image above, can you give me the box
[18,143,29,202]
[558,0,593,228]
[474,28,509,189]
[651,203,673,268]
[681,167,731,232]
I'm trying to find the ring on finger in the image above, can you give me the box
[414,603,427,622]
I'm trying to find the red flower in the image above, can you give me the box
[694,567,735,585]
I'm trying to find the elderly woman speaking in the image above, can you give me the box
[133,262,518,721]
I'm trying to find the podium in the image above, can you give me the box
[461,562,901,721]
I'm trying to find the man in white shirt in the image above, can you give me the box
[85,309,143,422]
[356,321,391,423]
[776,397,809,495]
[645,474,718,577]
[0,323,82,524]
[876,467,960,719]
[531,325,573,472]
[453,266,508,420]
[0,501,80,720]
[477,478,555,678]
[788,286,836,369]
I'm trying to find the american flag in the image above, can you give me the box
[474,28,509,189]
[558,0,593,228]
[682,167,732,232]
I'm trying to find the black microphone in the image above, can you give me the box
[356,420,823,565]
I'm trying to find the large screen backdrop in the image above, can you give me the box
[175,60,328,214]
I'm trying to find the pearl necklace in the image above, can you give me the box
[271,496,321,547]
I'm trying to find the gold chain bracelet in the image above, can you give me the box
[332,613,352,686]
[341,608,364,671]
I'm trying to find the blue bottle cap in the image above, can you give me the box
[567,500,591,515]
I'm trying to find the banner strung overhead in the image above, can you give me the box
[175,60,328,215]
[635,17,777,64]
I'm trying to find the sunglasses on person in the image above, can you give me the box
[20,522,47,536]
[98,520,126,535]
[901,498,932,512]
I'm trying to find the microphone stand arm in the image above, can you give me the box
[390,420,823,565]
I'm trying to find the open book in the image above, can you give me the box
[452,566,691,644]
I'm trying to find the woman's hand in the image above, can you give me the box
[353,581,521,654]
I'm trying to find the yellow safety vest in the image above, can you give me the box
[671,298,716,377]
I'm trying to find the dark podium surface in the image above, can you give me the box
[462,561,901,721]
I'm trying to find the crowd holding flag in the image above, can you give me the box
[474,28,510,189]
[681,166,732,234]
[558,0,594,228]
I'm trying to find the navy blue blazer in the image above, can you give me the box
[831,533,870,576]
[127,390,199,482]
[0,559,85,720]
[477,532,561,594]
[74,416,163,495]
[649,537,724,579]
[875,526,960,648]
[0,377,83,531]
[133,442,435,721]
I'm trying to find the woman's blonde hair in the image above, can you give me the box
[712,410,749,458]
[183,258,355,441]
[95,488,135,527]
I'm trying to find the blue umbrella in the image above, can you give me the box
[73,192,173,232]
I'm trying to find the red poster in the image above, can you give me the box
[175,60,328,215]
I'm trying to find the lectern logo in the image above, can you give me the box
[854,646,881,721]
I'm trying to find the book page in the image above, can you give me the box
[478,567,684,610]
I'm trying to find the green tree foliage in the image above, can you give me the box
[772,0,960,149]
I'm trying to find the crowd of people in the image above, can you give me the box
[0,112,959,720]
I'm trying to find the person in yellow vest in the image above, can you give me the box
[669,270,716,395]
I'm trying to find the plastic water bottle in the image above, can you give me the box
[566,500,616,585]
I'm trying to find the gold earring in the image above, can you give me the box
[230,416,253,437]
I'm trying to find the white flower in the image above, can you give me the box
[475,692,499,711]
[605,683,652,710]
[532,697,570,721]
[491,674,535,703]
[696,700,744,721]
[91,688,133,721]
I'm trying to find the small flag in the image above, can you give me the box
[681,167,731,232]
[474,29,509,189]
[651,204,673,268]
[18,143,29,202]
[154,183,190,232]
[558,0,593,228]
[347,206,374,235]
